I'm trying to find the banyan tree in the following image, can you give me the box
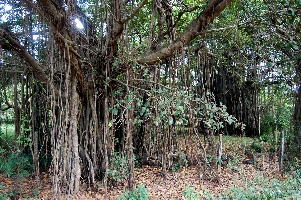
[0,0,300,196]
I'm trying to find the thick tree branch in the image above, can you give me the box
[25,0,89,95]
[0,27,59,95]
[0,28,53,87]
[137,0,235,65]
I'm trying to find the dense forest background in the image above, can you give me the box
[0,0,300,197]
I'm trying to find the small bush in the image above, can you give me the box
[0,150,32,178]
[251,141,264,153]
[172,152,188,172]
[119,184,149,200]
[285,157,300,172]
[108,152,128,183]
[0,193,8,200]
[183,185,199,200]
[108,152,137,184]
[227,155,241,172]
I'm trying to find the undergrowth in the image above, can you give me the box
[184,184,199,200]
[198,170,301,200]
[0,149,33,178]
[108,151,138,184]
[119,184,149,200]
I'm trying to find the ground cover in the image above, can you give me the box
[0,135,300,199]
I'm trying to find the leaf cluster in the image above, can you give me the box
[107,151,137,183]
[119,184,149,200]
[0,149,32,178]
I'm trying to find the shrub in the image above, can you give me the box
[108,152,128,183]
[183,185,199,200]
[0,150,32,178]
[251,141,264,153]
[172,152,188,172]
[119,184,149,200]
[107,152,137,184]
[0,193,8,200]
[226,155,241,172]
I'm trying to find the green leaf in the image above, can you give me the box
[178,105,184,113]
[292,44,299,50]
[169,117,174,125]
[112,108,118,115]
[128,94,134,102]
[287,8,295,16]
[144,101,150,107]
[140,107,146,116]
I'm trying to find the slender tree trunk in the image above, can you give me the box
[70,76,81,194]
[293,85,301,158]
[14,74,21,140]
[126,66,134,190]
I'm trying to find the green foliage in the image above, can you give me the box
[0,150,32,178]
[0,124,15,151]
[108,152,137,183]
[172,152,188,172]
[109,66,240,134]
[260,132,280,153]
[199,189,215,200]
[119,184,149,200]
[0,192,8,200]
[226,155,241,172]
[0,123,15,138]
[18,116,32,147]
[261,103,292,136]
[183,185,199,200]
[251,141,264,153]
[285,157,301,172]
[108,152,128,183]
[261,113,275,135]
[200,174,301,199]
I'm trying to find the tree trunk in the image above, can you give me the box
[293,85,301,159]
[126,66,135,190]
[70,76,81,194]
[14,74,21,140]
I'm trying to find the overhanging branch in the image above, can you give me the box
[137,0,235,65]
[0,27,59,95]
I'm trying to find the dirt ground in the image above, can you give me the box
[0,156,283,200]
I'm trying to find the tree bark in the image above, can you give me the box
[13,74,21,140]
[126,66,135,190]
[137,0,235,65]
[70,76,81,194]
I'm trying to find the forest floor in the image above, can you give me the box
[0,136,293,199]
